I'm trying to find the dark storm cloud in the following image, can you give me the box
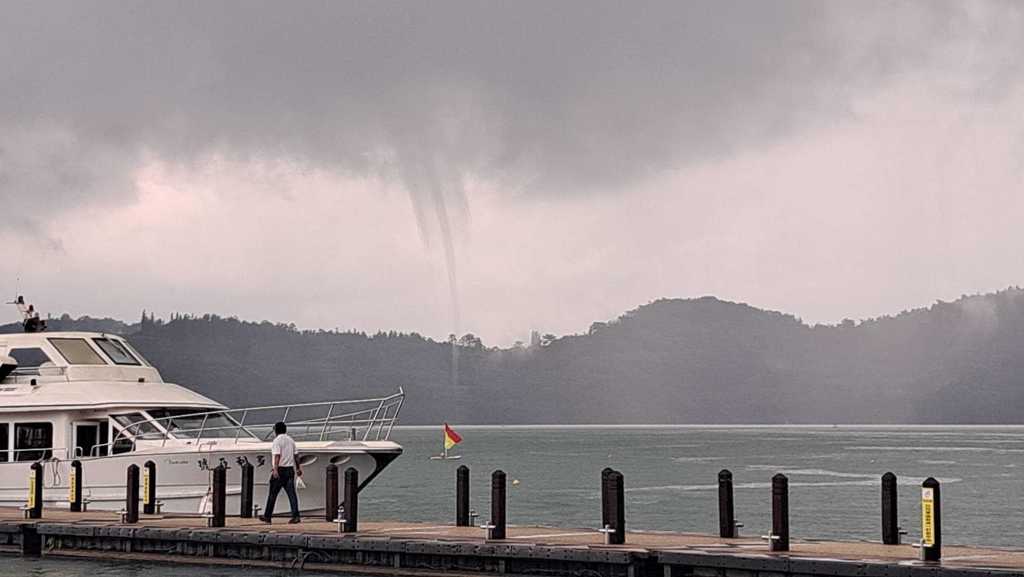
[1,0,994,221]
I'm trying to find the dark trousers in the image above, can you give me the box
[264,466,300,519]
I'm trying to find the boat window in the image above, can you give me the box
[93,338,141,366]
[15,422,52,461]
[7,348,53,368]
[111,434,134,455]
[120,341,151,367]
[0,424,8,462]
[48,338,107,365]
[147,408,250,439]
[111,413,162,439]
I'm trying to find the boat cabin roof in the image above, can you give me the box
[0,331,223,413]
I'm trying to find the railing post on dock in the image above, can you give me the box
[69,460,83,512]
[125,464,140,524]
[921,477,941,562]
[456,465,470,526]
[719,469,736,538]
[325,464,339,522]
[240,462,254,518]
[881,472,899,544]
[343,467,359,532]
[607,470,625,545]
[490,470,507,540]
[143,460,157,515]
[28,462,43,519]
[770,473,789,552]
[211,464,226,528]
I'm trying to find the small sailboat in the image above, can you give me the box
[429,423,463,460]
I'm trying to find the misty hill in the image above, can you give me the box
[4,289,1024,424]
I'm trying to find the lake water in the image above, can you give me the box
[7,426,1024,575]
[365,425,1023,548]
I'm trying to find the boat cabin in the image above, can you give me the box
[0,331,231,463]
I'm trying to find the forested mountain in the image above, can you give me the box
[5,289,1024,424]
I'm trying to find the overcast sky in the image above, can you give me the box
[1,1,1022,345]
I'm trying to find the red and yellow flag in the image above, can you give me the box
[443,423,462,450]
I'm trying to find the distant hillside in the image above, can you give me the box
[5,289,1024,424]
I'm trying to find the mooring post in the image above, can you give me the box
[325,464,339,522]
[69,460,83,512]
[27,462,43,519]
[209,464,226,527]
[456,465,470,526]
[125,464,140,524]
[143,460,157,515]
[719,469,737,538]
[490,469,507,540]
[608,470,625,544]
[343,467,359,532]
[881,472,900,544]
[770,473,789,551]
[601,467,614,531]
[240,462,254,518]
[921,477,941,562]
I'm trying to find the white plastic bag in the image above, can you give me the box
[295,475,307,490]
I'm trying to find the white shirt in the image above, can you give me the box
[271,433,298,468]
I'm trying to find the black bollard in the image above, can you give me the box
[325,464,339,522]
[770,474,789,552]
[240,462,254,518]
[125,464,140,524]
[28,462,43,519]
[210,465,226,527]
[881,472,899,544]
[343,467,359,532]
[490,470,507,540]
[69,460,83,512]
[601,467,614,531]
[143,460,157,515]
[921,477,941,562]
[456,465,470,526]
[607,470,625,545]
[719,469,736,538]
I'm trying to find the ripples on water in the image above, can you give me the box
[366,426,1022,548]
[10,426,1024,575]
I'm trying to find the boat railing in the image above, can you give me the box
[106,388,405,452]
[6,446,72,462]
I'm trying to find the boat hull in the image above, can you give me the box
[0,441,401,515]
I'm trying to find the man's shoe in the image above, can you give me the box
[258,515,271,524]
[288,517,301,524]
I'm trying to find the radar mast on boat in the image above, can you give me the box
[7,295,46,333]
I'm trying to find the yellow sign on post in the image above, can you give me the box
[922,487,935,546]
[143,468,151,506]
[28,472,36,509]
[69,467,77,503]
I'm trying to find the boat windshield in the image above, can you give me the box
[93,338,141,366]
[49,338,107,365]
[146,408,253,439]
[111,413,163,438]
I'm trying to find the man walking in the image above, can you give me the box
[259,421,302,524]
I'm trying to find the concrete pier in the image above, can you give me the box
[3,508,1024,576]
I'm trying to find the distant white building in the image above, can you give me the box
[529,330,541,348]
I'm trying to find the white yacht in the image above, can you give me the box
[0,301,404,515]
